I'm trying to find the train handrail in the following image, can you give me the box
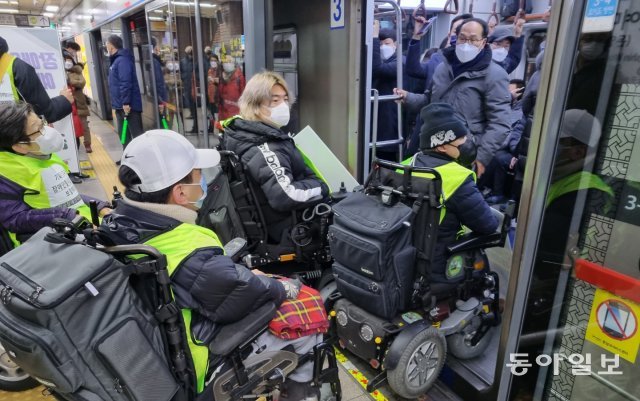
[443,0,459,14]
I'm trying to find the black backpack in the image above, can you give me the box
[0,227,187,401]
[329,192,417,319]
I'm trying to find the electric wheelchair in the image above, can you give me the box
[197,150,340,285]
[0,216,341,401]
[324,159,513,399]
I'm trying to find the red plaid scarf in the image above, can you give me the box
[269,284,329,340]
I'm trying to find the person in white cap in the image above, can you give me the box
[99,130,320,400]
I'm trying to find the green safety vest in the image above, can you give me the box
[0,53,20,102]
[0,151,91,244]
[546,171,614,208]
[142,223,224,393]
[400,154,476,223]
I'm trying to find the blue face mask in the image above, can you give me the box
[186,175,208,209]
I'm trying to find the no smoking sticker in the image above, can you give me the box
[586,289,640,363]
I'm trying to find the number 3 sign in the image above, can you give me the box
[331,0,345,29]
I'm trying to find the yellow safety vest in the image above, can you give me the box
[142,223,224,393]
[0,151,91,244]
[546,171,614,208]
[401,154,475,223]
[0,53,20,102]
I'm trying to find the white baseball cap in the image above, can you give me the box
[121,130,220,193]
[560,109,602,148]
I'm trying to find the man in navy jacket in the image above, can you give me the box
[106,34,143,149]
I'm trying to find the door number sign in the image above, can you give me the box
[586,288,640,363]
[331,0,345,30]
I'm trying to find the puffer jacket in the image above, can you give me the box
[67,64,89,116]
[221,118,329,243]
[108,48,143,111]
[100,200,286,343]
[0,174,107,237]
[405,45,511,167]
[411,152,499,282]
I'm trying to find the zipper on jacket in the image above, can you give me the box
[0,311,62,366]
[1,262,45,303]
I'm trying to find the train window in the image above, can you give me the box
[513,0,640,400]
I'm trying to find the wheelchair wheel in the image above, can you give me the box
[447,316,493,360]
[0,345,39,391]
[387,327,446,399]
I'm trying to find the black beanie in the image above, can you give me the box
[419,103,468,150]
[0,36,8,56]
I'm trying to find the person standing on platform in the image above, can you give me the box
[0,36,73,123]
[105,34,143,153]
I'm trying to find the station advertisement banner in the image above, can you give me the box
[0,26,80,173]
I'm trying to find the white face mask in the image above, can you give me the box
[455,43,482,64]
[210,61,218,68]
[491,47,508,62]
[33,126,64,155]
[580,42,605,61]
[380,44,395,61]
[64,60,74,70]
[222,62,235,73]
[268,101,290,128]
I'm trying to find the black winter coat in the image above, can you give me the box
[10,56,71,123]
[221,118,329,243]
[100,200,286,344]
[372,38,399,145]
[412,152,499,282]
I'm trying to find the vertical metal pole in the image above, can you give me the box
[371,89,379,161]
[194,0,209,147]
[393,0,403,160]
[243,0,267,79]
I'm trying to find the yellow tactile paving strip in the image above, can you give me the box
[0,385,47,400]
[86,132,121,200]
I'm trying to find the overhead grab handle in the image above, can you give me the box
[412,0,427,18]
[468,0,474,14]
[443,0,459,15]
[487,1,499,28]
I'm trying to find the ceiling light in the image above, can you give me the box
[43,12,54,17]
[0,1,10,4]
[45,5,59,11]
[0,8,18,13]
[149,16,164,21]
[9,0,18,4]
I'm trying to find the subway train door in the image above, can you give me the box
[269,0,363,177]
[145,0,183,133]
[493,0,640,400]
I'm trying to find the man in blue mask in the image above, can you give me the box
[372,20,401,161]
[100,129,318,398]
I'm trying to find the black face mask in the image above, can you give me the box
[451,135,477,168]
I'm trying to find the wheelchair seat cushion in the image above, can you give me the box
[209,302,277,356]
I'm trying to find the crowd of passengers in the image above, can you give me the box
[0,11,611,399]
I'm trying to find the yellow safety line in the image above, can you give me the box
[86,134,121,201]
[334,347,389,401]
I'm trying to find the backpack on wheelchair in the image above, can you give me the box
[325,159,513,399]
[0,217,341,401]
[197,150,336,285]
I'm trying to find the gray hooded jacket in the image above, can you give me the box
[404,45,511,166]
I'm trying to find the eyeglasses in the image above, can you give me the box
[457,36,485,46]
[27,116,47,138]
